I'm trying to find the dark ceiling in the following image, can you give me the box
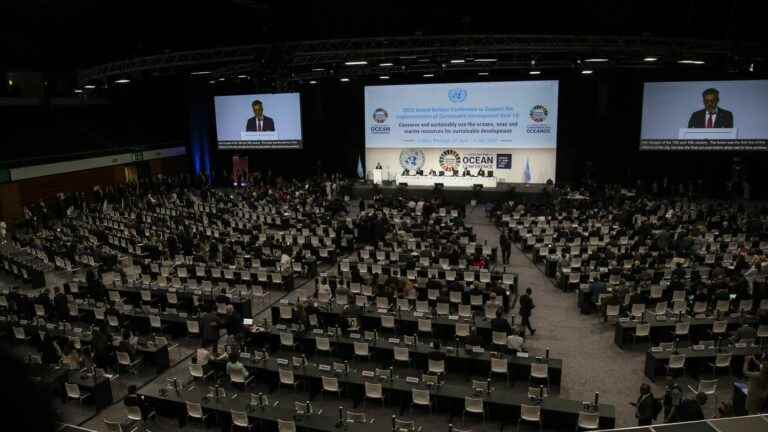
[2,0,763,71]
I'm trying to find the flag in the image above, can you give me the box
[523,158,532,183]
[356,154,365,179]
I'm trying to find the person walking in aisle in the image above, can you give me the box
[499,229,511,264]
[519,287,536,336]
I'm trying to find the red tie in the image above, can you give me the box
[706,113,713,128]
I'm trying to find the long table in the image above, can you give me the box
[104,283,253,318]
[262,328,562,387]
[141,380,373,432]
[644,344,763,382]
[613,315,757,349]
[212,357,613,429]
[396,175,498,188]
[271,303,497,343]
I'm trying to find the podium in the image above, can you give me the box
[373,168,383,185]
[241,131,279,141]
[678,128,738,140]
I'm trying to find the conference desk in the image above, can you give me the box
[104,283,253,318]
[613,315,757,349]
[271,303,497,343]
[210,357,613,429]
[644,344,763,382]
[261,328,562,387]
[77,303,191,337]
[141,380,375,432]
[396,175,498,188]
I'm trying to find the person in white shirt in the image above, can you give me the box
[196,345,214,366]
[280,251,292,272]
[507,328,526,353]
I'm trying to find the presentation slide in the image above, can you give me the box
[214,93,303,149]
[364,81,559,149]
[640,80,768,151]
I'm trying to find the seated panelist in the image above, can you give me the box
[401,168,409,176]
[462,168,472,177]
[416,169,424,176]
[478,168,486,177]
[428,169,437,176]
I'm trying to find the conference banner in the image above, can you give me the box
[364,81,558,149]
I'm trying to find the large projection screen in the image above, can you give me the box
[640,80,768,151]
[364,81,558,184]
[214,93,303,149]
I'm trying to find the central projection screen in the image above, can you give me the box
[364,81,558,184]
[214,93,303,149]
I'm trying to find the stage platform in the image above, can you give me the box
[350,181,547,204]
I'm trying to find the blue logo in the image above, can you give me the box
[448,88,467,103]
[399,149,426,171]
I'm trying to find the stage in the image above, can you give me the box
[350,181,548,204]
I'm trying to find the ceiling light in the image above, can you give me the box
[309,80,317,84]
[312,68,325,71]
[190,71,211,75]
[399,55,417,59]
[379,63,394,67]
[73,89,83,93]
[475,58,497,62]
[114,79,130,83]
[339,78,350,82]
[7,80,13,86]
[643,57,659,62]
[477,72,489,76]
[84,85,96,89]
[422,74,434,77]
[379,76,390,79]
[581,70,594,75]
[749,63,755,72]
[450,59,465,64]
[344,61,368,66]
[218,77,225,81]
[418,58,430,62]
[584,58,609,62]
[677,60,705,65]
[208,80,216,84]
[529,70,541,75]
[237,75,249,78]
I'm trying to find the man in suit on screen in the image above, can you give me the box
[687,88,734,128]
[245,100,276,132]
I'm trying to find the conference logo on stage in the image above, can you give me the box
[370,108,391,134]
[462,152,495,170]
[399,149,426,171]
[439,149,462,171]
[496,154,512,169]
[526,104,552,134]
[448,88,467,103]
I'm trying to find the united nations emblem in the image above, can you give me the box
[438,149,461,171]
[373,108,388,123]
[399,149,426,171]
[448,88,467,103]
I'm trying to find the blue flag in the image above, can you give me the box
[523,158,532,183]
[356,155,364,179]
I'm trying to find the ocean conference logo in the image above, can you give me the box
[526,104,552,134]
[373,108,388,123]
[371,108,390,134]
[529,105,548,123]
[399,149,426,171]
[448,88,467,103]
[438,149,461,171]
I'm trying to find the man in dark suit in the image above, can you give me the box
[491,308,512,335]
[519,287,536,336]
[245,100,276,132]
[687,88,734,128]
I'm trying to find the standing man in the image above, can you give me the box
[519,287,536,336]
[687,88,734,128]
[245,100,276,132]
[499,229,511,264]
[632,383,658,426]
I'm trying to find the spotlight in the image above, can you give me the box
[339,78,350,82]
[529,70,541,75]
[379,76,390,79]
[581,70,594,75]
[114,79,130,83]
[344,61,368,66]
[643,57,659,62]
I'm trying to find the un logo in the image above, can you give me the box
[448,88,467,103]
